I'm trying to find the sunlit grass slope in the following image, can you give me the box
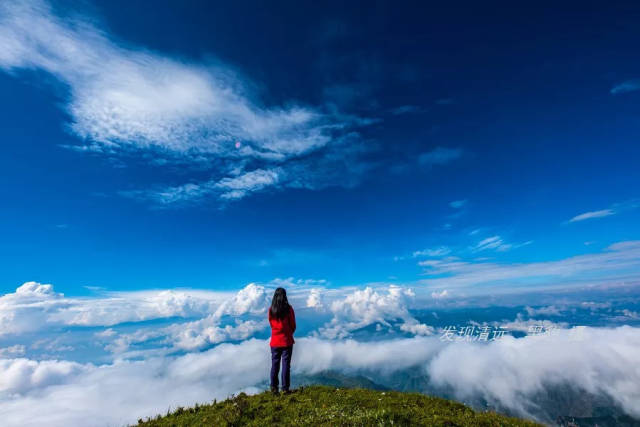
[135,385,541,426]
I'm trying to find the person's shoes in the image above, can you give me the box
[270,387,279,396]
[282,389,292,395]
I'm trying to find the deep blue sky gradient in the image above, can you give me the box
[1,0,639,294]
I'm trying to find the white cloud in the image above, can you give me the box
[427,326,640,420]
[319,286,433,338]
[0,281,268,358]
[0,358,86,396]
[568,200,639,223]
[0,341,270,426]
[0,280,352,358]
[51,289,222,327]
[306,289,324,309]
[98,283,269,354]
[123,283,269,352]
[0,1,374,204]
[0,337,445,426]
[398,321,434,335]
[211,283,267,318]
[0,282,63,336]
[148,283,270,351]
[162,318,267,352]
[569,209,615,222]
[0,281,238,336]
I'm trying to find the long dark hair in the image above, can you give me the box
[270,287,291,319]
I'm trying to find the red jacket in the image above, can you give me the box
[269,306,296,347]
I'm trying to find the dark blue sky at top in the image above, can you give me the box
[1,0,639,294]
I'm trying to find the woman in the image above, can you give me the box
[268,287,296,394]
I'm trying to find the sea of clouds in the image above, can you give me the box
[0,281,638,426]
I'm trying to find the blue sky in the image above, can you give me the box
[1,0,639,296]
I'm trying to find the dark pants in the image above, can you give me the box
[270,345,293,391]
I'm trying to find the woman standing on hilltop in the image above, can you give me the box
[269,287,296,395]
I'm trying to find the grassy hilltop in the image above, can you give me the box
[135,385,541,426]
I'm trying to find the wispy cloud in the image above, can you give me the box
[610,79,640,95]
[418,147,463,167]
[569,209,615,222]
[0,1,375,204]
[412,246,451,258]
[419,240,640,291]
[472,235,511,252]
[125,168,283,205]
[470,235,531,253]
[568,200,639,223]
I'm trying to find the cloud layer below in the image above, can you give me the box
[0,278,638,425]
[0,327,639,426]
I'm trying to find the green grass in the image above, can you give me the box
[135,385,542,426]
